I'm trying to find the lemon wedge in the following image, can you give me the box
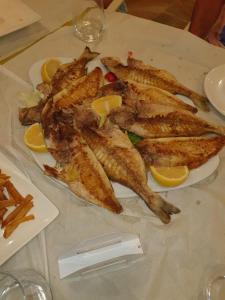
[24,123,48,152]
[91,95,122,116]
[91,95,122,127]
[41,59,61,83]
[150,166,189,187]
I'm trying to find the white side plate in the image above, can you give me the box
[0,151,58,266]
[204,64,225,116]
[0,0,41,37]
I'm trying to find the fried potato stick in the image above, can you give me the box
[4,180,24,203]
[1,195,33,228]
[0,171,10,187]
[0,208,7,223]
[0,199,15,209]
[3,214,34,239]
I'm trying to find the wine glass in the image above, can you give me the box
[72,0,105,44]
[0,270,52,300]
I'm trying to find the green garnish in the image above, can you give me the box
[127,132,142,144]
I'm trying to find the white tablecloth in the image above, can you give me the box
[0,0,84,61]
[1,12,225,300]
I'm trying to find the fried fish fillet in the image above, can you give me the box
[124,81,197,113]
[51,46,99,94]
[54,67,103,108]
[79,122,180,224]
[44,129,122,214]
[19,47,99,126]
[136,136,225,169]
[109,105,225,138]
[101,56,209,111]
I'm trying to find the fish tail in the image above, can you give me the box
[141,188,180,224]
[81,46,100,61]
[177,86,209,111]
[189,92,209,112]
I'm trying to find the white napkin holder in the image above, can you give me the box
[58,232,143,279]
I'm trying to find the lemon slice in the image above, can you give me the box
[91,95,122,127]
[41,59,61,83]
[91,95,122,116]
[24,123,48,152]
[150,166,189,187]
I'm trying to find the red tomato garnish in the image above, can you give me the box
[105,72,117,82]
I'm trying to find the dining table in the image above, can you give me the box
[1,8,225,300]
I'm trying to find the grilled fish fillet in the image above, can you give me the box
[54,67,103,108]
[44,129,122,213]
[101,56,209,111]
[136,136,225,169]
[79,122,180,224]
[109,104,225,138]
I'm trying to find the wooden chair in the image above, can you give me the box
[106,0,125,12]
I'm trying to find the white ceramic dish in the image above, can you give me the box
[204,64,225,116]
[0,151,59,266]
[0,0,41,38]
[28,58,220,197]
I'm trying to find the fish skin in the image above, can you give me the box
[53,67,104,108]
[136,136,225,169]
[101,56,209,111]
[109,104,225,138]
[44,129,122,214]
[79,122,180,224]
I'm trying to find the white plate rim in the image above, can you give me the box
[204,64,225,116]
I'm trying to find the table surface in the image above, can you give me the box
[1,11,225,300]
[0,0,86,62]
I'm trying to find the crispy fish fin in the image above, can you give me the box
[80,46,100,61]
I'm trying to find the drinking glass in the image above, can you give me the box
[72,0,105,44]
[197,265,225,300]
[0,270,52,300]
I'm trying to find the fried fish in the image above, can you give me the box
[52,46,99,94]
[136,136,225,169]
[109,104,225,138]
[44,129,122,214]
[54,67,103,108]
[124,81,197,113]
[101,56,208,111]
[79,121,180,224]
[19,47,99,125]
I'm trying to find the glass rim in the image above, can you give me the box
[0,271,26,299]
